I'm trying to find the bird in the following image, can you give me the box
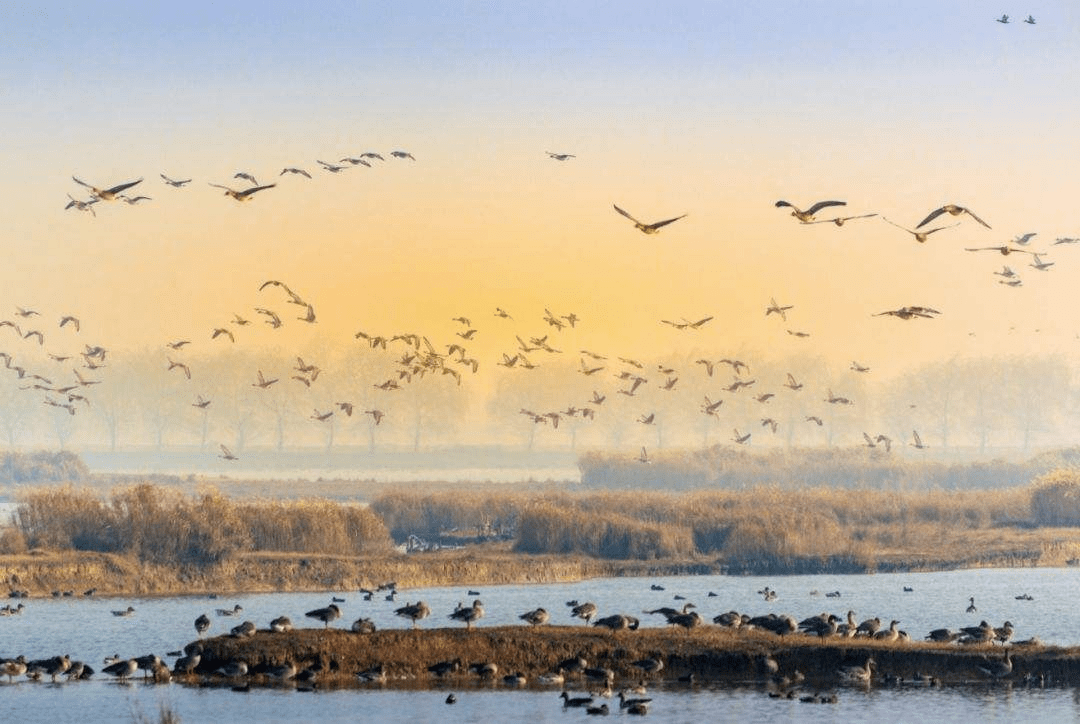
[118,194,152,205]
[784,373,803,391]
[1029,255,1054,271]
[561,692,595,708]
[839,657,874,684]
[280,167,311,178]
[965,245,1033,256]
[216,604,243,616]
[72,176,143,201]
[310,409,333,422]
[613,204,687,234]
[316,159,348,173]
[547,152,575,160]
[209,182,276,201]
[252,370,278,388]
[352,617,376,633]
[996,14,1010,23]
[911,430,927,450]
[732,429,751,444]
[571,601,598,624]
[59,315,80,331]
[1024,15,1035,24]
[305,603,341,628]
[774,199,846,223]
[850,361,870,373]
[449,599,484,629]
[64,194,98,216]
[194,613,211,636]
[365,409,385,425]
[234,172,259,185]
[391,150,416,160]
[883,217,959,242]
[160,174,192,187]
[167,358,191,379]
[340,157,371,167]
[394,601,431,628]
[1012,232,1037,245]
[211,327,235,342]
[809,213,878,226]
[519,607,549,626]
[102,658,138,679]
[765,297,793,320]
[917,204,991,230]
[219,444,238,461]
[111,606,135,617]
[636,447,650,464]
[967,596,977,613]
[977,651,1013,679]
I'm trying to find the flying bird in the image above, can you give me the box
[765,298,793,320]
[910,430,927,449]
[252,370,278,388]
[193,395,211,409]
[546,152,575,160]
[65,195,98,216]
[72,176,143,201]
[167,358,191,379]
[209,182,276,201]
[219,444,238,461]
[809,213,878,226]
[160,174,191,187]
[211,327,235,342]
[774,199,846,223]
[965,245,1033,256]
[996,14,1010,23]
[732,429,751,444]
[916,204,991,230]
[613,204,687,234]
[1012,233,1037,245]
[883,217,959,242]
[1024,15,1035,24]
[317,159,348,173]
[234,172,259,185]
[280,167,311,178]
[784,373,803,391]
[391,151,416,160]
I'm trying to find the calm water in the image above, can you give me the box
[3,568,1080,723]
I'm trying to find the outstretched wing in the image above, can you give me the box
[239,183,276,197]
[915,207,948,229]
[105,178,143,195]
[648,214,687,230]
[613,204,641,224]
[774,200,794,209]
[962,208,992,229]
[805,200,846,215]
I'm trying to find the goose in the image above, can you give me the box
[65,194,99,216]
[59,315,80,331]
[270,616,293,632]
[118,194,151,205]
[391,150,416,160]
[967,596,977,613]
[112,606,135,617]
[960,620,994,644]
[571,601,598,624]
[449,599,484,629]
[838,657,874,683]
[784,373,803,391]
[519,607,549,626]
[1023,15,1035,24]
[219,444,238,461]
[806,415,824,426]
[394,600,431,628]
[586,704,609,716]
[208,182,276,201]
[732,429,751,444]
[211,327,235,342]
[561,692,594,707]
[547,151,575,160]
[538,671,565,685]
[613,204,687,234]
[160,174,191,187]
[965,245,1032,255]
[1030,255,1054,271]
[28,655,71,682]
[917,204,991,229]
[167,358,191,379]
[809,212,878,226]
[339,157,371,167]
[234,172,259,185]
[851,361,870,373]
[193,395,211,409]
[994,621,1014,646]
[252,370,278,388]
[217,604,243,616]
[872,619,901,642]
[279,166,311,178]
[194,613,211,636]
[298,303,317,323]
[765,297,793,320]
[925,628,959,643]
[305,603,341,628]
[774,199,846,223]
[317,159,348,173]
[215,660,249,678]
[72,176,143,201]
[360,152,385,161]
[636,446,650,464]
[825,389,852,405]
[996,14,1009,23]
[310,409,334,422]
[883,217,959,242]
[352,617,376,633]
[102,658,139,679]
[910,430,927,449]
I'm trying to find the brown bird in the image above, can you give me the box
[59,315,80,331]
[809,213,877,226]
[883,217,959,242]
[211,327,235,342]
[310,409,333,422]
[193,395,211,409]
[209,182,276,201]
[72,176,143,201]
[365,409,385,425]
[218,444,238,461]
[167,358,191,379]
[252,370,278,388]
[613,204,687,234]
[774,199,846,223]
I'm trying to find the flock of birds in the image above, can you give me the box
[0,580,1043,713]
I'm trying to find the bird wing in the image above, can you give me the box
[915,207,948,229]
[963,208,992,229]
[105,178,143,195]
[71,176,93,190]
[773,200,794,209]
[805,200,846,215]
[239,184,276,197]
[648,214,687,229]
[613,205,641,224]
[208,183,233,191]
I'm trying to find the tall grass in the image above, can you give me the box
[11,484,391,565]
[0,450,88,483]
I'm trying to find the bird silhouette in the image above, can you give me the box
[613,204,687,234]
[917,204,991,230]
[209,182,275,201]
[72,176,143,201]
[774,199,846,223]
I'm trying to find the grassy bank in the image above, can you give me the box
[192,625,1077,687]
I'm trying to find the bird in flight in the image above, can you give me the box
[774,199,846,223]
[317,160,348,173]
[808,213,878,226]
[234,172,259,186]
[784,373,803,391]
[193,395,211,409]
[64,194,99,216]
[167,358,191,379]
[209,182,276,201]
[875,306,940,320]
[964,245,1033,256]
[546,152,575,161]
[910,430,927,449]
[119,195,152,205]
[613,204,687,234]
[916,204,991,230]
[252,370,278,389]
[1012,233,1037,245]
[72,176,143,201]
[160,174,191,187]
[732,429,751,444]
[280,167,312,178]
[219,444,238,461]
[1024,15,1035,24]
[211,327,235,342]
[765,298,793,321]
[996,14,1010,23]
[391,151,416,160]
[850,361,870,373]
[1030,255,1054,271]
[882,218,958,242]
[59,315,80,331]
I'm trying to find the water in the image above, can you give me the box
[3,568,1080,723]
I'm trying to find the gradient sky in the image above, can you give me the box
[3,1,1079,384]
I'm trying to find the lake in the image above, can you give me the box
[2,568,1078,722]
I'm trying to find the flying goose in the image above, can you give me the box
[72,176,143,201]
[340,157,371,166]
[917,204,991,230]
[317,159,348,173]
[208,182,276,201]
[911,430,927,449]
[1023,15,1035,24]
[732,429,751,444]
[234,172,258,185]
[167,358,191,379]
[850,361,870,373]
[765,297,793,320]
[613,204,687,234]
[547,152,575,160]
[211,327,235,342]
[252,370,278,388]
[883,217,959,242]
[774,199,846,223]
[965,245,1032,255]
[784,373,803,390]
[809,212,878,226]
[280,167,311,178]
[118,194,151,205]
[59,315,80,331]
[996,14,1009,23]
[391,150,416,160]
[65,194,99,216]
[160,174,192,187]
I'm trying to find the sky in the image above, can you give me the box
[1,1,1079,438]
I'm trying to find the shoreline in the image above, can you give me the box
[2,545,1077,600]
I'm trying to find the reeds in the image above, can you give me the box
[0,450,88,483]
[10,484,391,565]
